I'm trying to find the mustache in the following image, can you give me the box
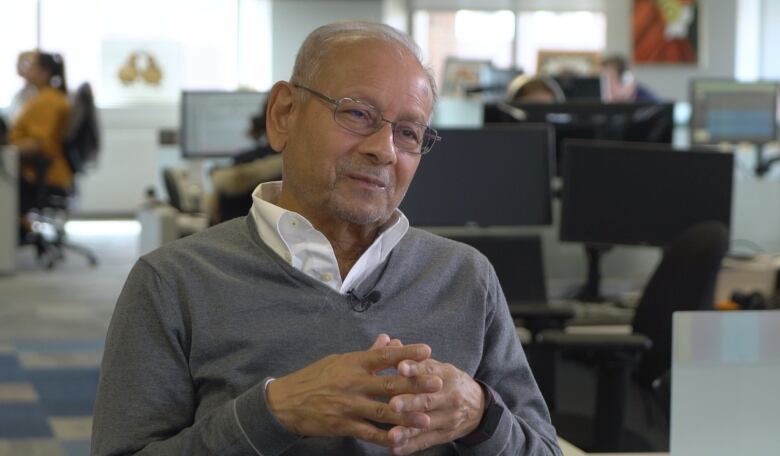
[338,165,393,188]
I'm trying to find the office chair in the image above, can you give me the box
[19,82,100,269]
[535,221,729,452]
[158,167,209,238]
[208,153,283,224]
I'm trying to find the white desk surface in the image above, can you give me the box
[559,437,668,456]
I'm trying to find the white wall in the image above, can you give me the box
[78,106,178,214]
[270,0,384,82]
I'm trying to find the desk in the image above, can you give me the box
[559,437,668,456]
[0,146,17,274]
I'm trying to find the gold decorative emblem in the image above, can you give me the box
[118,51,163,86]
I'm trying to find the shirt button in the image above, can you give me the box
[290,219,299,227]
[321,272,333,282]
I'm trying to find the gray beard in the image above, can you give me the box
[328,197,391,226]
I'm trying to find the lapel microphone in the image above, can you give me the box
[347,289,382,312]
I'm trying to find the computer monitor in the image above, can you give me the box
[180,90,267,158]
[560,139,733,247]
[446,234,547,303]
[560,139,733,301]
[400,125,554,227]
[552,76,603,101]
[690,79,779,145]
[483,101,675,175]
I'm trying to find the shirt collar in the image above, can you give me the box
[249,181,409,293]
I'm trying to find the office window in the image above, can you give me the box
[516,11,606,75]
[413,9,516,90]
[412,7,606,91]
[0,0,37,111]
[0,0,272,108]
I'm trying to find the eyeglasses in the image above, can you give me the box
[294,84,441,155]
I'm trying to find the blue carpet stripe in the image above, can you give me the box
[12,339,105,353]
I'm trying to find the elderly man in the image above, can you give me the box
[92,21,561,456]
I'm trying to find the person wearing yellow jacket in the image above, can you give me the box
[8,51,72,218]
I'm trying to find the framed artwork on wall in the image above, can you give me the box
[441,57,493,96]
[536,51,602,76]
[633,0,698,64]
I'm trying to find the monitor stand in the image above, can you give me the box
[575,244,612,303]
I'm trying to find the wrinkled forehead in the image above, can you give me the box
[318,38,434,101]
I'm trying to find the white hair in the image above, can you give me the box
[290,21,438,104]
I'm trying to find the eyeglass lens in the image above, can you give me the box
[333,99,435,154]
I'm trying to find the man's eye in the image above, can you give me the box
[344,108,372,122]
[397,125,421,143]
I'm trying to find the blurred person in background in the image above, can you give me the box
[7,51,71,231]
[6,50,40,122]
[601,55,659,102]
[506,75,565,104]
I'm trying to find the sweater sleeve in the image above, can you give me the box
[454,264,563,456]
[91,259,300,456]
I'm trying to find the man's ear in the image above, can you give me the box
[266,81,295,153]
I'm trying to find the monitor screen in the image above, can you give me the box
[553,76,603,101]
[400,125,554,227]
[690,79,779,144]
[446,234,547,303]
[560,140,733,247]
[180,90,267,158]
[483,101,675,175]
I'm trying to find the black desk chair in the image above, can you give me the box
[535,221,729,452]
[19,82,100,269]
[19,154,97,268]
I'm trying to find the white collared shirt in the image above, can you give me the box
[249,181,409,294]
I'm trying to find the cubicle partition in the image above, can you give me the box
[0,146,18,274]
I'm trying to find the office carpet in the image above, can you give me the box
[0,221,138,456]
[0,339,101,456]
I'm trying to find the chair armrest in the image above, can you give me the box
[508,303,575,337]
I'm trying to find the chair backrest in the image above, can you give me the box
[632,220,729,386]
[162,168,185,212]
[0,115,8,145]
[162,167,202,213]
[63,82,100,174]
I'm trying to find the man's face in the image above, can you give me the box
[276,40,434,228]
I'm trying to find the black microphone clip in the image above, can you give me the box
[348,289,382,312]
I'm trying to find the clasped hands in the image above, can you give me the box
[266,334,487,455]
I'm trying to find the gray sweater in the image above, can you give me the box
[92,216,561,456]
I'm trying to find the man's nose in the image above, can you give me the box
[357,122,397,164]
